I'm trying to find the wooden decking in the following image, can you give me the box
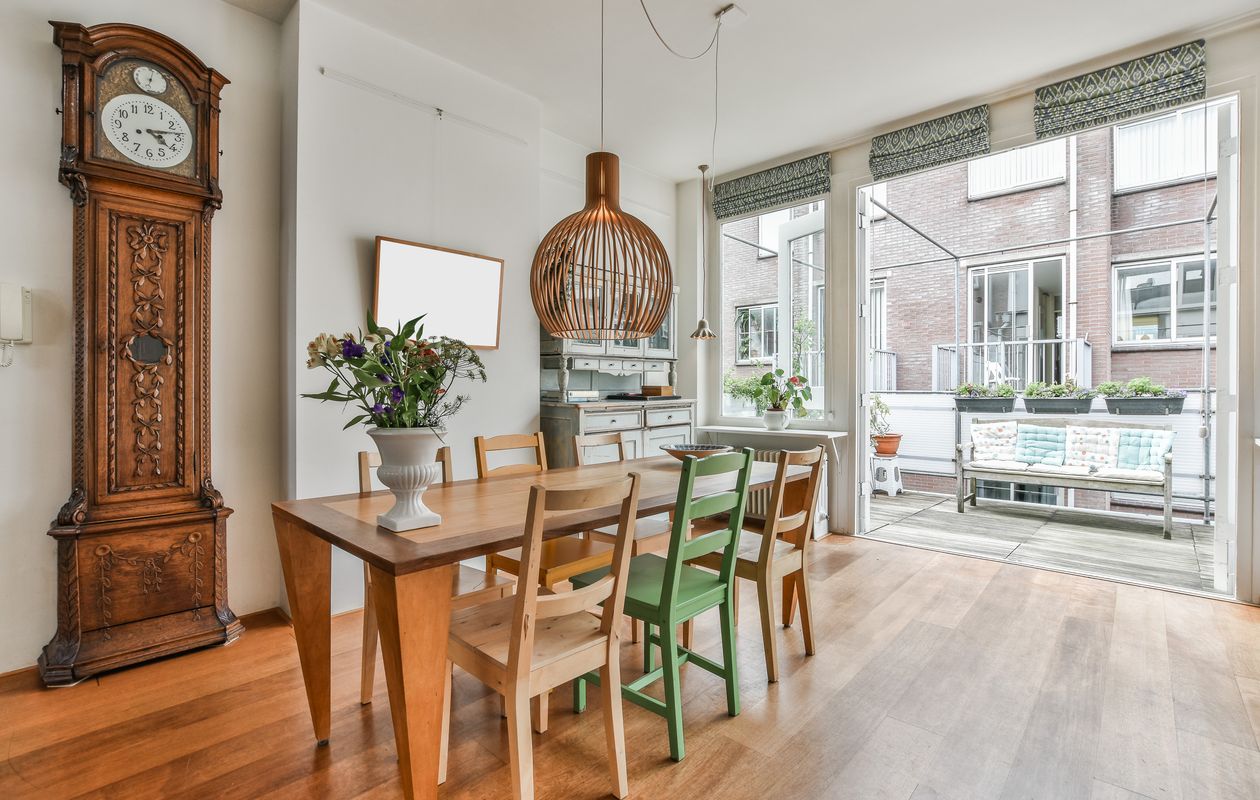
[1,535,1259,798]
[868,491,1220,594]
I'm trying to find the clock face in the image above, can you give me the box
[133,65,168,94]
[100,93,193,169]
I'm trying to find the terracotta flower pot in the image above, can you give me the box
[871,433,902,456]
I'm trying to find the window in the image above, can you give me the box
[1114,256,1217,343]
[1113,99,1229,191]
[735,304,777,363]
[967,139,1066,199]
[720,200,827,420]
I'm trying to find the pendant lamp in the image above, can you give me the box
[690,164,716,340]
[530,0,672,340]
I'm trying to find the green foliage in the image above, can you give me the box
[993,383,1016,398]
[1095,377,1185,399]
[723,371,768,414]
[870,393,892,435]
[1024,379,1096,399]
[301,311,487,430]
[1096,381,1125,397]
[756,368,812,415]
[955,382,1016,398]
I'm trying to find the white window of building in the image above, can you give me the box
[967,139,1067,199]
[1113,256,1217,343]
[1113,99,1229,191]
[735,303,778,363]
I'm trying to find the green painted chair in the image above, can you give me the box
[571,448,754,762]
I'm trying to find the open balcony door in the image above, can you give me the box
[1213,100,1246,597]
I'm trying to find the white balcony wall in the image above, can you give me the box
[967,139,1066,198]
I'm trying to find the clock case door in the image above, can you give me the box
[42,22,236,687]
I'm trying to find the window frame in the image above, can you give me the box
[734,302,779,365]
[1112,254,1218,347]
[1111,98,1231,193]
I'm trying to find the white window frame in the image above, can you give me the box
[1112,255,1218,346]
[1112,98,1231,193]
[967,257,1066,347]
[734,302,778,365]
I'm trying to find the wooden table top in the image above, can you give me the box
[272,455,807,576]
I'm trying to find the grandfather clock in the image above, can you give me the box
[40,22,240,686]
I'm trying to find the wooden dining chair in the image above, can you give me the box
[576,432,674,644]
[441,473,642,800]
[572,449,755,762]
[476,431,616,732]
[687,447,825,683]
[357,447,513,705]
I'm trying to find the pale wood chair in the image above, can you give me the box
[358,447,513,705]
[476,431,616,732]
[576,432,676,645]
[441,473,642,800]
[688,446,825,683]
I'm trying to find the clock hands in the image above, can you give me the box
[144,129,172,147]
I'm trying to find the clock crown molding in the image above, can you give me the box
[51,21,228,201]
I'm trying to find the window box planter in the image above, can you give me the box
[1103,396,1186,415]
[1021,397,1094,414]
[954,396,1015,413]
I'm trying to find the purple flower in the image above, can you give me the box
[380,350,393,366]
[371,403,389,415]
[341,338,367,359]
[376,372,392,383]
[389,386,404,404]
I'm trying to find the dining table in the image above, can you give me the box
[271,453,809,800]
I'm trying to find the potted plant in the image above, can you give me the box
[753,369,811,431]
[870,393,902,455]
[303,312,486,531]
[953,382,1016,413]
[1097,377,1187,415]
[1021,379,1096,414]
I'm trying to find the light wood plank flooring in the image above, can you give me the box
[868,491,1220,594]
[2,536,1258,799]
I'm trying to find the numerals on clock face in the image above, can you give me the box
[101,93,192,169]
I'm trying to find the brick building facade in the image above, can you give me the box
[869,127,1217,393]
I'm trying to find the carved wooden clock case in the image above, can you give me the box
[40,22,240,686]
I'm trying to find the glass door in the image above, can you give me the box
[1212,99,1241,598]
[777,205,826,420]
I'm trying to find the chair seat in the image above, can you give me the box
[572,553,726,622]
[588,516,672,552]
[448,595,606,677]
[491,537,616,585]
[452,564,514,608]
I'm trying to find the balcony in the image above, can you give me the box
[869,348,897,391]
[931,337,1092,391]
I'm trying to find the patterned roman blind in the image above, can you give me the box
[868,105,991,180]
[1034,40,1206,139]
[712,153,831,220]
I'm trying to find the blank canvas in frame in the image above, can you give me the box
[373,237,504,349]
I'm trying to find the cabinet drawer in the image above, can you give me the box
[643,360,669,373]
[570,357,601,371]
[644,424,693,454]
[646,406,692,428]
[583,410,643,432]
[599,359,642,373]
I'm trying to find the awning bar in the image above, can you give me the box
[869,197,959,259]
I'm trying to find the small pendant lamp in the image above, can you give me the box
[530,0,672,340]
[690,164,716,340]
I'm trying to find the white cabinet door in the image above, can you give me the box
[645,294,677,359]
[607,337,645,357]
[644,424,693,455]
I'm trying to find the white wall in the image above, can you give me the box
[0,0,284,674]
[287,0,545,613]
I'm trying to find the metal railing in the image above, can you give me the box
[869,349,897,391]
[931,338,1092,391]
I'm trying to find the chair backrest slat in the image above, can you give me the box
[574,432,627,466]
[358,446,452,494]
[758,447,825,564]
[475,432,548,479]
[506,473,641,677]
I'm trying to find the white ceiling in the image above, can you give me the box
[228,0,1259,182]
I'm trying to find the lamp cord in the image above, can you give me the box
[600,0,604,150]
[639,0,722,60]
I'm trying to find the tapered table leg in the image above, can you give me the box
[273,514,332,745]
[370,563,455,800]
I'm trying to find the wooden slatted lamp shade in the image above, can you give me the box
[531,152,673,340]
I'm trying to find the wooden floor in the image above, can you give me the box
[868,491,1221,594]
[3,535,1259,799]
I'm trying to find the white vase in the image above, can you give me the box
[762,409,789,431]
[366,427,444,531]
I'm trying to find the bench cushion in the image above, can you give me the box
[971,420,1017,462]
[1117,429,1175,470]
[1014,424,1066,466]
[1065,425,1119,470]
[1094,467,1165,484]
